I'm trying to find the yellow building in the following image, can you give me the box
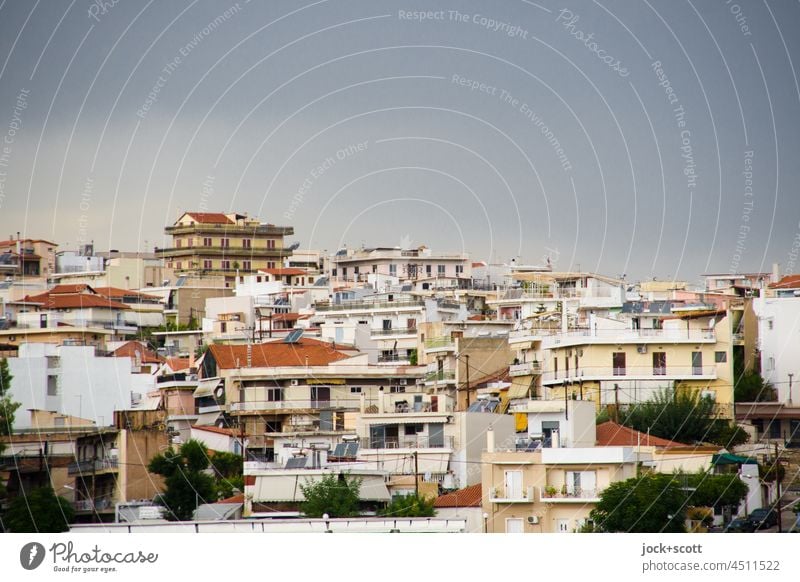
[540,308,735,417]
[156,212,293,282]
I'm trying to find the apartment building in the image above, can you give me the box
[329,246,471,290]
[0,237,57,280]
[156,212,294,282]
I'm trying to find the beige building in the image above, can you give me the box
[0,237,57,280]
[156,212,294,282]
[481,446,645,533]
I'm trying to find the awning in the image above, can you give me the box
[194,378,222,398]
[712,453,757,466]
[307,378,346,385]
[507,376,533,400]
[195,411,222,426]
[364,415,448,426]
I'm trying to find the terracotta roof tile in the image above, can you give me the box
[192,425,238,436]
[93,287,161,301]
[208,338,351,369]
[185,212,234,224]
[434,484,482,508]
[113,341,163,364]
[596,421,683,448]
[260,268,307,276]
[165,357,192,371]
[21,293,130,310]
[770,274,800,289]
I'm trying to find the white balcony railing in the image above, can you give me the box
[509,361,542,376]
[541,365,717,384]
[490,485,535,503]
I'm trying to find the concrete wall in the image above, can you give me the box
[754,296,800,402]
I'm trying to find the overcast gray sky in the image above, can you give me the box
[1,0,798,283]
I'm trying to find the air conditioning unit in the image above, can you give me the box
[527,516,539,525]
[637,345,647,354]
[290,379,300,386]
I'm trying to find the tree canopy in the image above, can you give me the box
[299,472,362,518]
[589,474,687,532]
[734,370,777,402]
[147,439,220,521]
[619,386,748,447]
[379,493,436,518]
[4,487,74,533]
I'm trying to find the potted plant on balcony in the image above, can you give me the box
[543,485,557,498]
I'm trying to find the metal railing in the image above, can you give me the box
[73,498,113,511]
[424,370,456,382]
[67,459,119,475]
[490,485,535,502]
[370,327,418,336]
[540,487,600,500]
[510,361,542,376]
[229,397,363,412]
[315,298,424,311]
[424,337,455,350]
[359,435,454,449]
[541,365,717,383]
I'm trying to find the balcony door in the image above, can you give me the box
[652,352,666,376]
[311,385,330,408]
[691,352,703,375]
[612,352,626,376]
[504,470,523,499]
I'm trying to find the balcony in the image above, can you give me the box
[67,458,119,475]
[424,337,456,353]
[163,223,294,236]
[510,361,542,376]
[370,327,418,337]
[315,298,424,312]
[541,365,717,385]
[359,435,454,450]
[540,327,716,348]
[73,498,114,512]
[377,354,411,365]
[424,370,456,383]
[155,246,290,259]
[540,487,601,503]
[230,397,362,413]
[490,485,535,504]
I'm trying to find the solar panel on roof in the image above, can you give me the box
[331,443,347,457]
[283,329,304,343]
[344,442,359,457]
[285,456,307,469]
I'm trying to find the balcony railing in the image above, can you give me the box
[230,397,363,412]
[540,487,600,502]
[359,435,454,449]
[424,370,456,382]
[315,299,424,311]
[67,458,119,475]
[370,327,417,337]
[510,361,542,376]
[541,365,717,384]
[424,337,456,351]
[490,485,535,503]
[377,354,411,364]
[73,498,113,512]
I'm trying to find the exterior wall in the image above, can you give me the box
[754,296,800,402]
[455,336,513,410]
[458,413,516,487]
[119,428,167,502]
[518,400,596,448]
[434,506,484,533]
[8,344,154,428]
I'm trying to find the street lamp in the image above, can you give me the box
[323,513,332,533]
[483,512,489,533]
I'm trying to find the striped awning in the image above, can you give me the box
[507,376,533,399]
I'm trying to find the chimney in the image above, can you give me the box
[772,262,780,284]
[378,386,385,414]
[359,393,366,414]
[486,426,495,453]
[552,428,560,449]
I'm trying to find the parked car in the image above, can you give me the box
[724,518,756,533]
[747,507,779,529]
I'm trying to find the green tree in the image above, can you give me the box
[148,439,217,521]
[734,370,777,402]
[0,357,21,497]
[299,472,362,518]
[4,486,74,532]
[379,493,436,518]
[589,474,687,532]
[619,386,719,444]
[685,472,748,508]
[209,451,244,499]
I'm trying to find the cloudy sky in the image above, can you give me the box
[0,0,798,283]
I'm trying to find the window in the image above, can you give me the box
[221,260,231,270]
[426,264,432,275]
[456,264,463,274]
[691,352,703,375]
[203,237,212,247]
[203,260,212,270]
[242,239,251,248]
[372,264,377,273]
[506,518,524,534]
[382,319,392,331]
[187,238,193,247]
[268,262,275,269]
[267,239,276,249]
[332,268,337,277]
[221,238,230,247]
[390,386,405,393]
[350,386,362,394]
[768,319,774,330]
[389,264,397,276]
[266,388,283,402]
[768,422,781,439]
[47,376,58,396]
[566,470,597,496]
[653,352,666,375]
[437,264,445,276]
[220,322,227,333]
[353,266,359,275]
[715,351,727,363]
[342,267,348,278]
[176,261,182,270]
[404,423,423,435]
[242,261,251,271]
[612,352,626,376]
[176,239,182,248]
[265,420,282,433]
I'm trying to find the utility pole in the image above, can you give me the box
[775,442,783,533]
[413,451,419,498]
[789,373,794,405]
[464,354,470,410]
[614,383,620,423]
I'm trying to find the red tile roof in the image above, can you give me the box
[270,313,301,322]
[770,274,800,289]
[113,341,163,364]
[216,494,244,504]
[0,238,57,248]
[184,212,234,224]
[434,484,482,508]
[596,421,683,448]
[93,287,161,301]
[48,284,94,294]
[208,339,351,369]
[21,293,130,310]
[165,357,192,371]
[192,425,238,436]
